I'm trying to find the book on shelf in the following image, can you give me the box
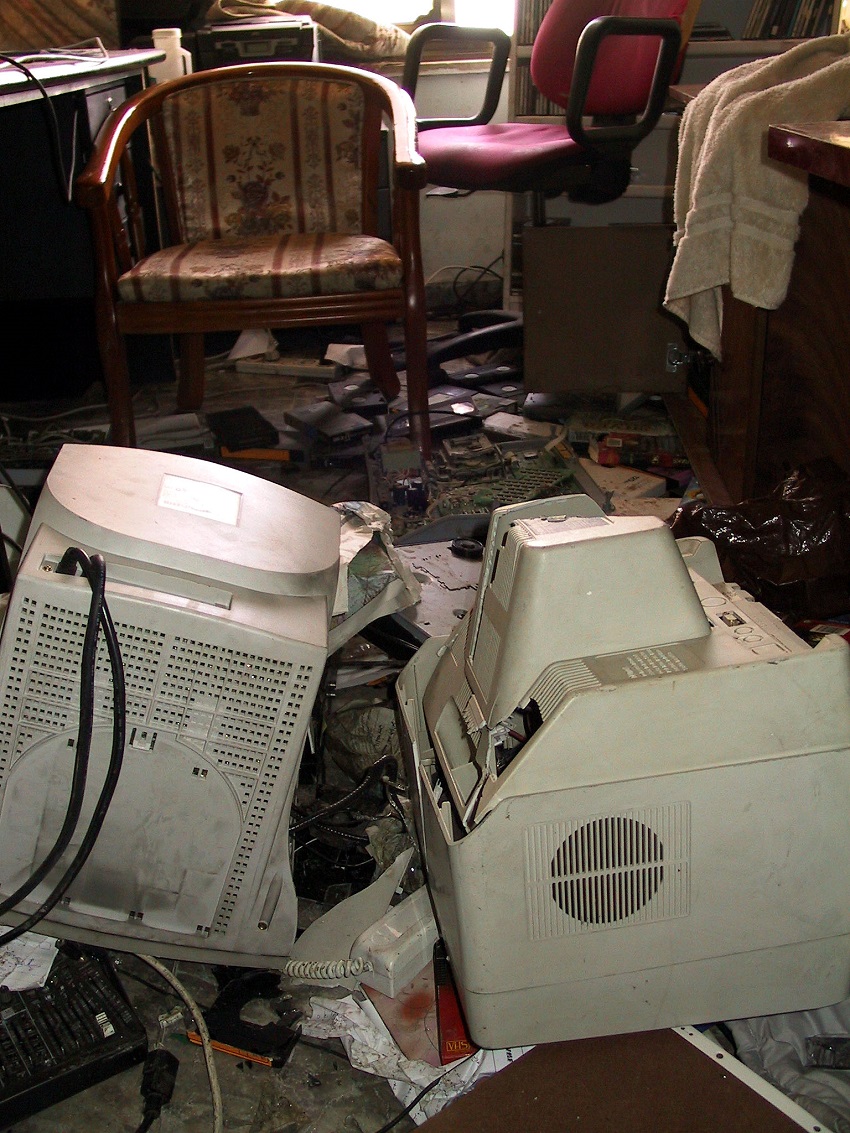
[515,0,546,44]
[742,0,839,37]
[513,56,562,117]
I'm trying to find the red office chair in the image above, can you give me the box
[401,0,695,376]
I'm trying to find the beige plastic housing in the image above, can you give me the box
[398,497,850,1048]
[0,445,340,965]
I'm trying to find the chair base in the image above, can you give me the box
[392,310,524,385]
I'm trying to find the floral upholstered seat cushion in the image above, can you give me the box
[117,232,403,301]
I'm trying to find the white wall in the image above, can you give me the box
[411,66,508,281]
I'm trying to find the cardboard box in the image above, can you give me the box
[578,457,668,499]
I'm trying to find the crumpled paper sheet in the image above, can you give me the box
[302,993,533,1124]
[728,1001,850,1133]
[329,502,421,654]
[0,928,57,991]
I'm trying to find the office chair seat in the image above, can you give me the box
[416,123,588,193]
[403,7,693,396]
[118,232,403,302]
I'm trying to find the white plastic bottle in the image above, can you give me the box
[148,28,193,84]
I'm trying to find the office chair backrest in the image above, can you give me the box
[155,73,379,245]
[531,0,690,117]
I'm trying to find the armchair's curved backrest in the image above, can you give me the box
[150,70,387,245]
[531,0,690,116]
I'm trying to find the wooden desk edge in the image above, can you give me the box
[768,121,850,190]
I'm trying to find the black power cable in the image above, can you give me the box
[0,547,126,948]
[371,1068,458,1133]
[0,549,105,919]
[135,1049,180,1133]
[0,461,33,519]
[0,53,79,202]
[0,53,82,202]
[289,755,397,835]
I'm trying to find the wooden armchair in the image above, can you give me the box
[75,62,432,454]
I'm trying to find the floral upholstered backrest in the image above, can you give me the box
[159,74,368,243]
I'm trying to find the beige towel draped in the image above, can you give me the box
[664,34,850,359]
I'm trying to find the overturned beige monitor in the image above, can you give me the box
[398,495,850,1047]
[0,444,340,965]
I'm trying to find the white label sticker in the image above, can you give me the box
[158,474,241,525]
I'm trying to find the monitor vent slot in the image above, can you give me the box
[0,595,317,940]
[212,742,295,935]
[470,615,500,701]
[31,601,88,669]
[487,526,528,610]
[525,804,690,939]
[96,621,167,699]
[209,747,265,776]
[618,647,689,680]
[224,772,257,816]
[24,672,75,709]
[454,680,484,734]
[20,699,73,733]
[529,660,602,719]
[0,597,38,776]
[0,600,96,780]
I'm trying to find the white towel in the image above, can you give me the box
[664,35,850,359]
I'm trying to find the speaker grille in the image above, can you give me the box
[525,804,690,939]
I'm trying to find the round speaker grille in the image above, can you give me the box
[551,816,664,925]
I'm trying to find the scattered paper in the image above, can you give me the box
[227,328,276,360]
[0,928,58,990]
[302,992,533,1124]
[329,503,421,652]
[325,343,368,369]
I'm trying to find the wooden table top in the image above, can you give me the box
[0,48,161,107]
[768,121,850,189]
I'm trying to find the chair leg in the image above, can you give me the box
[176,333,207,410]
[402,311,431,462]
[95,305,136,447]
[361,323,401,400]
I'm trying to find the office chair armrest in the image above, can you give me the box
[402,22,511,131]
[566,15,682,154]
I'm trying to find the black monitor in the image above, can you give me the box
[116,0,209,47]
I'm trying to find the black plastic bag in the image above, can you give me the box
[670,460,850,619]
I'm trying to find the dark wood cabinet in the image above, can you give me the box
[668,123,850,506]
[714,176,850,501]
[0,51,159,399]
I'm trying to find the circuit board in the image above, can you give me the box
[369,435,609,537]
